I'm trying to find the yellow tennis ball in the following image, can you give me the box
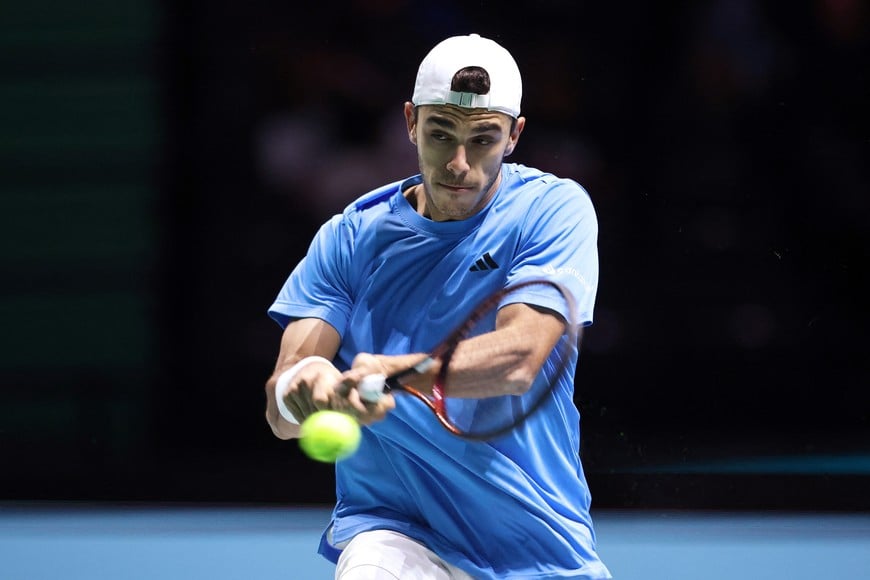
[299,410,361,463]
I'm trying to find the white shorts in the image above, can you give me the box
[335,529,476,580]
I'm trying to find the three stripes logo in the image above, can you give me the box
[469,252,499,272]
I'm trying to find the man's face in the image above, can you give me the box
[405,103,524,222]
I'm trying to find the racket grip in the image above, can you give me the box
[358,374,387,402]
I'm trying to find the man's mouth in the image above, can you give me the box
[440,183,473,192]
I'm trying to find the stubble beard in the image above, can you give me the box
[419,163,502,222]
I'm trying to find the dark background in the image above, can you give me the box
[2,0,868,510]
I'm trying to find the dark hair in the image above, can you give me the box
[451,66,490,95]
[413,66,517,129]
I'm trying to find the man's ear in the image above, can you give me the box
[403,102,417,145]
[503,116,526,157]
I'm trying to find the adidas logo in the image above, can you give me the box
[469,252,499,272]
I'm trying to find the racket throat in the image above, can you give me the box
[432,384,460,436]
[431,379,459,434]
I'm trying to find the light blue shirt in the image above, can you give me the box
[269,163,610,579]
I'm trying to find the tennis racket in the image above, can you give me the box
[358,278,579,441]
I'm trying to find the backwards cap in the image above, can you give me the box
[412,34,522,118]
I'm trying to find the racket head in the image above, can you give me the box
[432,278,580,441]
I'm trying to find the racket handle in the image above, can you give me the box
[358,374,387,402]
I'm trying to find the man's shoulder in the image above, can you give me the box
[501,164,592,210]
[504,163,587,194]
[346,176,417,215]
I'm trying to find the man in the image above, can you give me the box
[265,34,611,579]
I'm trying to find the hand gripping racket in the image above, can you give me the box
[358,278,579,441]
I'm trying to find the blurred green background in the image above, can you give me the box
[1,0,157,478]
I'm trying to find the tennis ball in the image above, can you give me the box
[299,410,361,463]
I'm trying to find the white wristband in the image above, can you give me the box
[274,356,333,425]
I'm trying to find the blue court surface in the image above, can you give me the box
[1,504,868,579]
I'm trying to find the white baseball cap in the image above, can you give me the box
[412,34,522,118]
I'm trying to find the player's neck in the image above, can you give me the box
[404,184,432,220]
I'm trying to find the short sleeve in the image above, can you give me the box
[505,180,599,326]
[267,214,355,334]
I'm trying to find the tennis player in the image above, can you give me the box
[265,34,611,579]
